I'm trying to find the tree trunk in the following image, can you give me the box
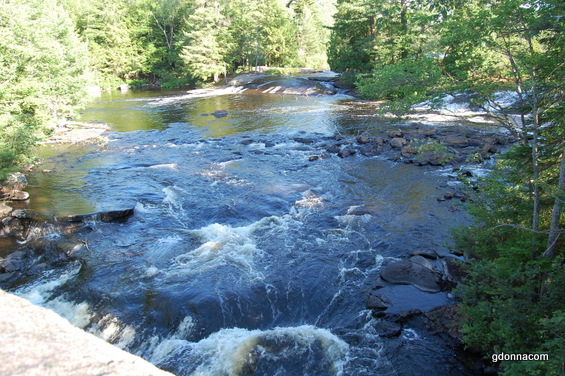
[399,0,409,60]
[544,152,565,259]
[531,127,541,233]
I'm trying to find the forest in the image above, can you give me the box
[1,0,564,374]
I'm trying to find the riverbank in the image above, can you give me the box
[43,121,110,145]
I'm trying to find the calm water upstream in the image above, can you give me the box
[5,85,476,375]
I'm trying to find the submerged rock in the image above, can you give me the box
[211,110,229,118]
[56,208,135,224]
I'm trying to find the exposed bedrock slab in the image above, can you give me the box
[0,289,172,376]
[380,257,443,293]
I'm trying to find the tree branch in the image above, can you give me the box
[489,223,561,235]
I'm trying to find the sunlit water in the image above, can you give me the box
[7,86,476,375]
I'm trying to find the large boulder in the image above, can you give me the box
[380,257,443,293]
[2,172,28,192]
[0,290,173,376]
[5,190,30,201]
[390,137,408,149]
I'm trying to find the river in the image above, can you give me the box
[2,82,481,375]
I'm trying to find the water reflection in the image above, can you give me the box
[81,89,365,137]
[26,144,100,216]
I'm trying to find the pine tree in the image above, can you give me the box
[0,0,89,177]
[181,1,228,82]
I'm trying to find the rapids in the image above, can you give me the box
[2,83,480,375]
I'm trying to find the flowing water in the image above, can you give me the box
[3,84,478,375]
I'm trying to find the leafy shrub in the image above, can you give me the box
[356,58,443,103]
[411,138,454,165]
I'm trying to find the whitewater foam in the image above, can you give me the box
[159,325,349,376]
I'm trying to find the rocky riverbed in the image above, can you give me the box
[0,77,507,375]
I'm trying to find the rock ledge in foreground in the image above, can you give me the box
[0,289,173,376]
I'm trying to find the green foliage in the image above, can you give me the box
[291,0,333,68]
[457,254,565,376]
[328,0,440,74]
[327,0,377,73]
[181,1,228,83]
[356,58,443,100]
[411,138,453,165]
[356,58,444,113]
[60,0,336,87]
[454,145,565,375]
[0,0,89,175]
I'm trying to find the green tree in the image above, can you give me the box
[260,0,299,67]
[181,0,229,83]
[147,0,193,78]
[63,0,158,88]
[445,1,565,374]
[0,0,89,178]
[290,0,334,68]
[327,0,376,73]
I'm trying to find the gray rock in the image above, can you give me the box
[380,259,443,293]
[2,172,28,192]
[390,137,408,149]
[7,190,30,201]
[11,209,30,219]
[392,309,422,323]
[0,202,12,217]
[356,135,371,144]
[409,249,438,259]
[227,73,271,86]
[441,257,467,286]
[0,251,26,272]
[211,110,228,118]
[367,293,389,310]
[338,148,356,158]
[0,290,173,376]
[375,321,402,338]
[410,255,437,271]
